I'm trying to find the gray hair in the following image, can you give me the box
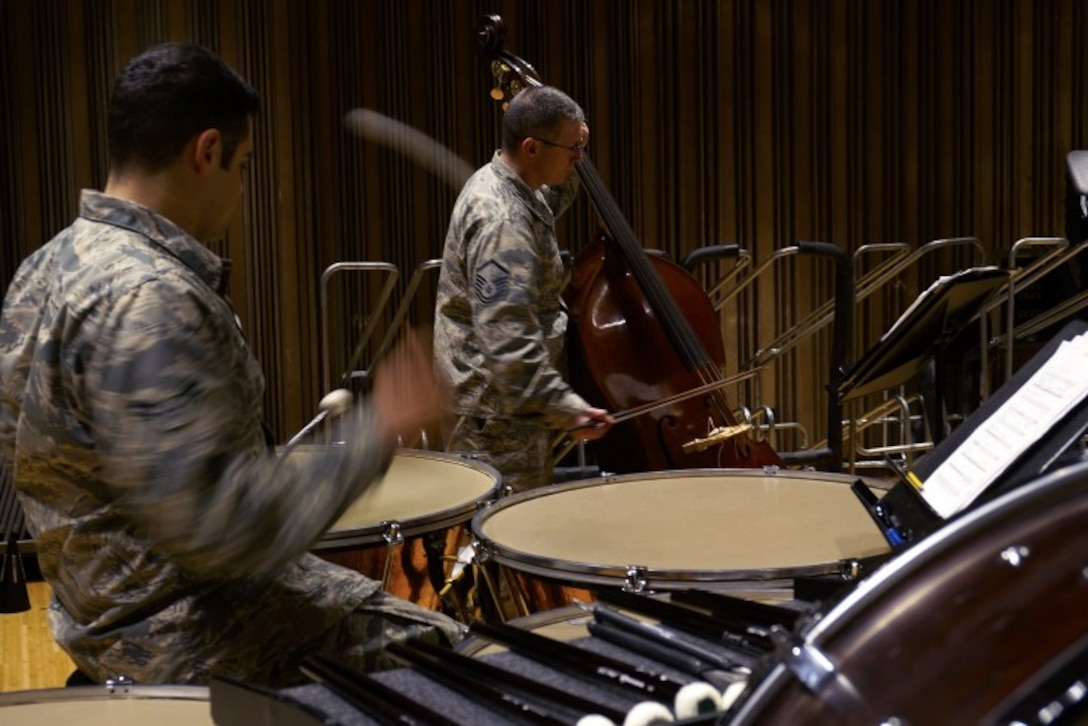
[501,86,585,153]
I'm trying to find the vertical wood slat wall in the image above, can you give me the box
[1,0,1086,446]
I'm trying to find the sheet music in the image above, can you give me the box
[922,331,1088,518]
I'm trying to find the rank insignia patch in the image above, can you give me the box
[474,259,510,304]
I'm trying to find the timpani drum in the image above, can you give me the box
[287,447,500,610]
[471,469,892,617]
[0,685,211,725]
[730,461,1088,725]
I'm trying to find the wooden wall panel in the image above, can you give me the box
[1,0,1086,452]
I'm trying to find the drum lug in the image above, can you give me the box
[1000,545,1030,567]
[104,675,135,694]
[623,565,648,593]
[382,521,404,546]
[475,539,494,564]
[770,624,836,691]
[838,558,862,580]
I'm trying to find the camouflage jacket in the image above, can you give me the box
[0,190,393,685]
[433,151,590,430]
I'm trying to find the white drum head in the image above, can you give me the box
[473,469,890,588]
[0,685,211,725]
[280,447,499,547]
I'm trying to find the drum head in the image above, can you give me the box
[0,685,211,725]
[303,448,499,547]
[473,469,890,589]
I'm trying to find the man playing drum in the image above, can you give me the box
[0,42,464,688]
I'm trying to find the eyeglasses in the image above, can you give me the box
[530,136,588,156]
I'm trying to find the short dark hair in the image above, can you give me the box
[107,43,260,172]
[501,86,585,154]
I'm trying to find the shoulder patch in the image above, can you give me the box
[474,259,511,304]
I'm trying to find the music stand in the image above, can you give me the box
[838,265,1010,426]
[856,317,1088,549]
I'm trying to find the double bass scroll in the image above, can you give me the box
[477,14,785,473]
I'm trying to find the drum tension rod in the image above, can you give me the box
[770,625,879,717]
[769,624,836,692]
[623,565,649,593]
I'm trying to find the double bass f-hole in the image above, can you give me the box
[477,15,784,473]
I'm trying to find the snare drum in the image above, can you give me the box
[287,447,499,610]
[471,469,891,617]
[730,461,1088,725]
[0,684,211,724]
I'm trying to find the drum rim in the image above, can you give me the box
[796,460,1088,645]
[730,461,1088,724]
[314,448,501,548]
[0,683,210,705]
[471,468,890,587]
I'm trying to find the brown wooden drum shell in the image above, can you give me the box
[283,447,500,609]
[730,462,1088,725]
[472,469,892,616]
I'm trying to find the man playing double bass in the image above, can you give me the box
[433,85,614,493]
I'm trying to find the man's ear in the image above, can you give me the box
[520,136,539,157]
[192,129,223,174]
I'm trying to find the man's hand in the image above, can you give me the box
[567,406,615,442]
[372,330,447,447]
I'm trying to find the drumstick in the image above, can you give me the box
[470,621,687,703]
[385,640,575,725]
[668,589,806,630]
[586,620,742,691]
[343,109,475,191]
[300,652,458,726]
[399,640,682,726]
[394,638,630,724]
[584,603,751,676]
[595,590,773,655]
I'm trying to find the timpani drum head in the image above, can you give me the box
[278,447,499,548]
[472,469,891,590]
[0,685,211,725]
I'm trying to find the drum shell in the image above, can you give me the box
[471,468,892,615]
[0,685,211,725]
[284,447,500,609]
[731,461,1088,725]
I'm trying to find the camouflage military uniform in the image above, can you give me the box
[0,190,464,687]
[434,152,590,492]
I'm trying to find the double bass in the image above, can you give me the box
[478,16,784,474]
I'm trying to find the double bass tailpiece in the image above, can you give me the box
[682,424,754,455]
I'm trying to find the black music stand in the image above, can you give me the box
[838,265,1009,433]
[839,265,1010,401]
[836,265,1008,552]
[858,317,1088,549]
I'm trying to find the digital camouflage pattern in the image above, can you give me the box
[0,190,463,686]
[433,151,589,492]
